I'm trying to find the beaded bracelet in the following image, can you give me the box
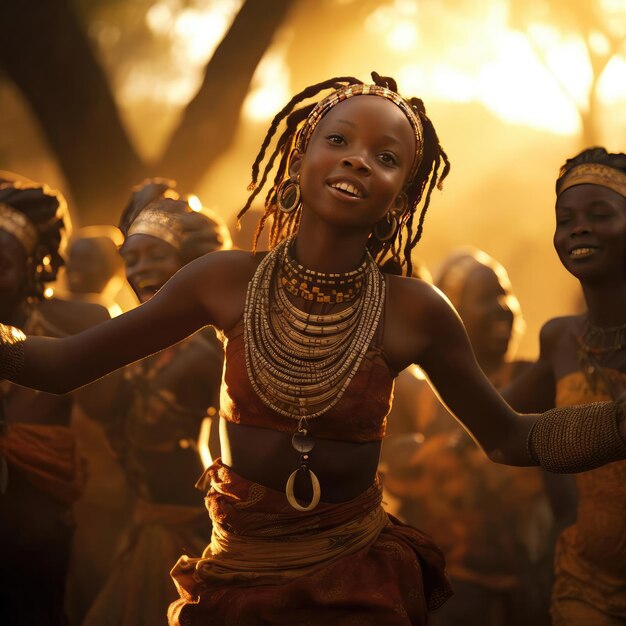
[0,324,26,380]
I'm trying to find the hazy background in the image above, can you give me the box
[2,0,626,358]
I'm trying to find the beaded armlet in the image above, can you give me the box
[527,399,626,473]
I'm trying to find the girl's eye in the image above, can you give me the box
[379,152,398,166]
[327,134,344,145]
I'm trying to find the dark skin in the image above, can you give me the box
[12,99,626,503]
[503,183,626,413]
[385,259,529,443]
[118,232,223,425]
[0,230,111,427]
[459,264,518,377]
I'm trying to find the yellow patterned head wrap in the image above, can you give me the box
[0,203,38,254]
[557,163,626,198]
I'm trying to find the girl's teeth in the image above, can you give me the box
[332,182,359,197]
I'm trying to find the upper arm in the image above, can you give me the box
[19,251,247,393]
[501,321,559,413]
[411,286,534,464]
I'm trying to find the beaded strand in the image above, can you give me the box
[243,236,385,420]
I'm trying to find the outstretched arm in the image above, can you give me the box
[408,283,626,468]
[1,250,245,394]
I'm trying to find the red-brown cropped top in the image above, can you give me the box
[218,317,396,443]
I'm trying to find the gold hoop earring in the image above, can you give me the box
[276,177,301,214]
[373,212,398,242]
[395,192,408,214]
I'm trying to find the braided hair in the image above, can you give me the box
[557,147,626,187]
[0,173,68,300]
[237,72,450,277]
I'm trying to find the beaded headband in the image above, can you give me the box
[296,84,425,181]
[557,163,626,198]
[126,207,184,250]
[0,202,38,254]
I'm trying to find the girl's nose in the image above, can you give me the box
[341,154,371,174]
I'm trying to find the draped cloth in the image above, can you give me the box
[168,460,451,626]
[83,499,208,626]
[552,370,626,626]
[0,422,84,504]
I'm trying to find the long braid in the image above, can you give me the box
[240,77,363,251]
[239,73,450,276]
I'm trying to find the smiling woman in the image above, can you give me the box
[80,182,231,626]
[503,147,626,626]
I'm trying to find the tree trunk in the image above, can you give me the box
[156,0,295,192]
[0,0,144,222]
[0,0,296,224]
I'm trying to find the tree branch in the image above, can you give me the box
[155,0,296,191]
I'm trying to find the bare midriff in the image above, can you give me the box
[220,419,382,503]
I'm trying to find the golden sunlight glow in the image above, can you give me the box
[187,194,203,212]
[387,22,418,52]
[44,287,54,299]
[125,0,243,107]
[598,56,626,103]
[367,0,418,52]
[243,52,290,122]
[477,31,582,134]
[367,1,626,138]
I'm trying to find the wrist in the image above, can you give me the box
[0,323,26,381]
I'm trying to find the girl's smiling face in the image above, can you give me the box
[553,183,626,283]
[291,95,417,233]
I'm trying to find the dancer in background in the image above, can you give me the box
[82,181,230,626]
[1,76,625,625]
[382,248,557,626]
[503,147,626,626]
[0,174,110,626]
[63,225,136,317]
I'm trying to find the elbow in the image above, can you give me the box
[485,443,534,468]
[486,446,510,466]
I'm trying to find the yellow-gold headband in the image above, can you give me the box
[126,208,183,250]
[557,163,626,198]
[0,203,38,254]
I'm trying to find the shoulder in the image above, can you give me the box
[383,275,463,371]
[387,274,459,329]
[539,315,581,352]
[172,248,267,331]
[180,248,266,288]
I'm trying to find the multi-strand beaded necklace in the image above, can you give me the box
[243,236,385,510]
[577,319,626,400]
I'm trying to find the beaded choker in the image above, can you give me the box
[579,320,626,355]
[279,242,368,304]
[243,236,385,510]
[577,319,626,400]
